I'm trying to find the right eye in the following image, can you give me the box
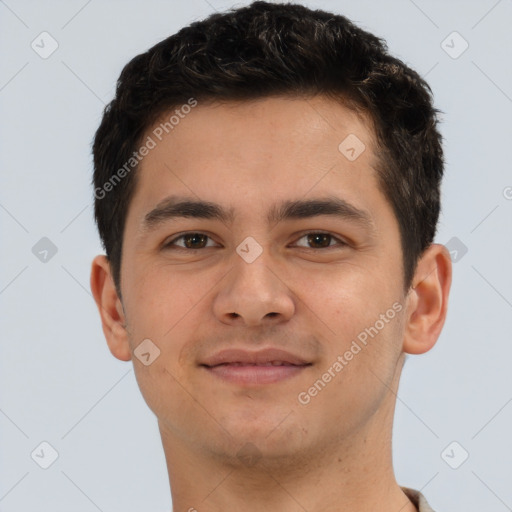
[162,232,221,250]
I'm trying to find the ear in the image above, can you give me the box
[402,243,452,355]
[90,255,132,361]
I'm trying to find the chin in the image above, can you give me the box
[210,410,307,456]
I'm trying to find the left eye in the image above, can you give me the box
[163,231,346,250]
[294,232,346,249]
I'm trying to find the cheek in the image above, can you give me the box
[122,270,201,417]
[123,262,204,341]
[131,354,195,432]
[298,263,398,331]
[121,270,197,404]
[296,315,404,437]
[301,265,405,387]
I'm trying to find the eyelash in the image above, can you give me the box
[163,231,348,251]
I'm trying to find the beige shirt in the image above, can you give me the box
[402,487,436,512]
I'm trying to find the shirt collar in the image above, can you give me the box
[401,486,436,512]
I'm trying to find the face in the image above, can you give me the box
[115,95,410,465]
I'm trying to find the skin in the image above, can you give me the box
[91,95,452,512]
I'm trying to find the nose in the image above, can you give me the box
[212,244,295,327]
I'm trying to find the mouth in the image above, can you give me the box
[200,348,313,386]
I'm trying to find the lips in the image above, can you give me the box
[200,348,312,385]
[216,361,296,366]
[201,348,311,367]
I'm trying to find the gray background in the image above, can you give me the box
[1,0,511,511]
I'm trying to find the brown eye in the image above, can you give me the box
[164,232,217,250]
[294,232,346,249]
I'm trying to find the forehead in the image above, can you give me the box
[126,95,386,230]
[148,95,376,166]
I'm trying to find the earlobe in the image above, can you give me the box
[90,255,132,362]
[402,244,452,355]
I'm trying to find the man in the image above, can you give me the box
[90,2,451,511]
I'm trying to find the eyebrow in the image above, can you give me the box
[141,194,375,233]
